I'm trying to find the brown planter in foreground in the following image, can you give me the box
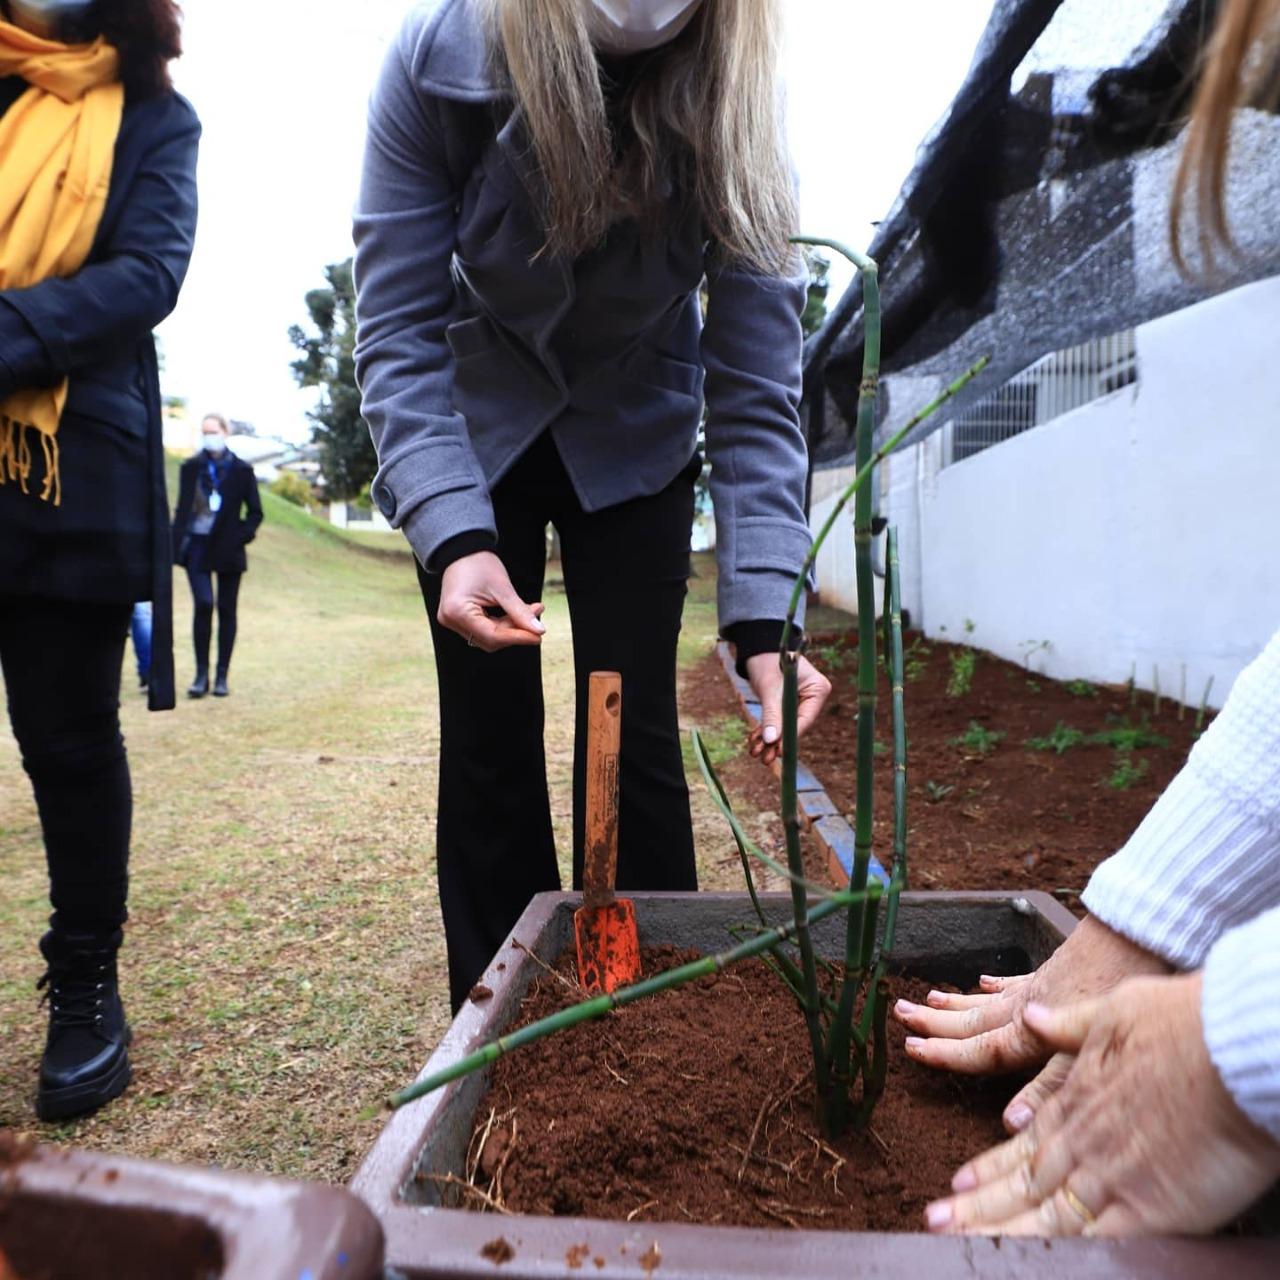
[354,890,1278,1280]
[0,1140,384,1280]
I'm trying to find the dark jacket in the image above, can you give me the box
[172,451,263,575]
[0,77,201,711]
[353,0,812,633]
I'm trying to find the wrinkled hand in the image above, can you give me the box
[925,974,1280,1236]
[894,916,1171,1132]
[744,652,832,767]
[438,551,546,652]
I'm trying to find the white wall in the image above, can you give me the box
[880,277,1280,708]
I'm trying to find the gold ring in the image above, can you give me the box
[1062,1185,1097,1227]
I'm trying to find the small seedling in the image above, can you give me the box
[963,618,976,636]
[1025,679,1042,693]
[1025,721,1086,754]
[814,642,847,671]
[1105,754,1149,790]
[923,780,955,803]
[904,637,931,682]
[951,721,1004,756]
[1089,717,1169,752]
[946,649,976,698]
[1019,638,1052,671]
[1065,679,1098,698]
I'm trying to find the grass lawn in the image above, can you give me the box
[0,483,770,1183]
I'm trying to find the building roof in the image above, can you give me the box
[804,0,1280,467]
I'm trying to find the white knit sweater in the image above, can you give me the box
[1082,627,1280,1142]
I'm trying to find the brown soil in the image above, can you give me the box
[683,636,1208,906]
[450,949,1016,1233]
[803,631,1208,903]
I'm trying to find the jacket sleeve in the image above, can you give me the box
[0,95,200,386]
[352,17,496,569]
[700,252,812,631]
[241,467,263,543]
[1081,627,1280,968]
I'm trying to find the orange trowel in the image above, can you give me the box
[574,672,641,994]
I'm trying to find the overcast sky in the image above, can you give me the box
[159,0,1006,441]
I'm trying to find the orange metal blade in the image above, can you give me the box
[573,898,641,995]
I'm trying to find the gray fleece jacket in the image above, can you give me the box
[352,0,811,630]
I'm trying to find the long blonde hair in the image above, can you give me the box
[478,0,798,274]
[1172,0,1280,271]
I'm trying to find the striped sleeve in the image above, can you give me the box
[1202,906,1280,1142]
[1082,627,1280,969]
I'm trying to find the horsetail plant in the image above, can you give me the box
[383,235,990,1143]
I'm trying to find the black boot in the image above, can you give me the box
[188,669,209,699]
[212,670,229,698]
[36,930,132,1122]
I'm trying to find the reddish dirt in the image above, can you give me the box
[453,949,1016,1232]
[802,631,1208,904]
[683,636,1209,907]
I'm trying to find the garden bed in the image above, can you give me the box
[684,636,1209,903]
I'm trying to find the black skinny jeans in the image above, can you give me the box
[0,597,132,940]
[421,434,700,1010]
[186,551,241,676]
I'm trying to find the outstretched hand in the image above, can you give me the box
[744,652,832,768]
[893,916,1171,1132]
[924,973,1280,1236]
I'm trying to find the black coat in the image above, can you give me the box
[0,77,201,711]
[172,452,263,575]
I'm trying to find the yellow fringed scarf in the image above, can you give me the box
[0,19,124,506]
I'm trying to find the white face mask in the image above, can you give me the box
[586,0,703,55]
[202,434,227,455]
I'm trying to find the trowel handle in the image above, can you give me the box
[583,672,622,911]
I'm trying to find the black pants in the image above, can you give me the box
[0,597,132,939]
[186,545,242,676]
[421,434,700,1010]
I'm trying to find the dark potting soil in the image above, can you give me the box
[680,636,1208,906]
[454,949,1019,1232]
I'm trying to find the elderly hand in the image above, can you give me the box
[893,915,1171,1132]
[744,652,831,767]
[438,551,546,652]
[924,973,1280,1236]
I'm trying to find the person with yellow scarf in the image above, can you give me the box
[0,0,198,1121]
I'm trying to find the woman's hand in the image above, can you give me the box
[925,974,1280,1236]
[438,551,546,652]
[894,916,1171,1132]
[743,652,832,767]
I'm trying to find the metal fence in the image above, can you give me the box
[943,329,1138,466]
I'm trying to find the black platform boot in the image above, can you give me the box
[187,669,209,699]
[36,930,133,1122]
[212,669,229,698]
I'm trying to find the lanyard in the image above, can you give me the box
[205,457,225,514]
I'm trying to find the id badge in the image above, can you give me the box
[209,492,223,513]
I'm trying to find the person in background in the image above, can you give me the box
[171,413,263,699]
[354,0,831,1013]
[0,0,198,1119]
[130,600,152,690]
[895,0,1280,1236]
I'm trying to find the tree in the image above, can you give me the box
[801,248,831,338]
[288,259,375,502]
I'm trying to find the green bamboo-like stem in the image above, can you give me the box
[780,653,832,1112]
[389,888,868,1110]
[1196,676,1215,733]
[807,240,882,1132]
[856,976,892,1127]
[777,352,991,654]
[860,530,909,1043]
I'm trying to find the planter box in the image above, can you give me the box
[0,1140,384,1280]
[355,890,1279,1279]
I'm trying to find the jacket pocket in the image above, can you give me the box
[446,313,495,360]
[63,370,148,439]
[632,349,703,400]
